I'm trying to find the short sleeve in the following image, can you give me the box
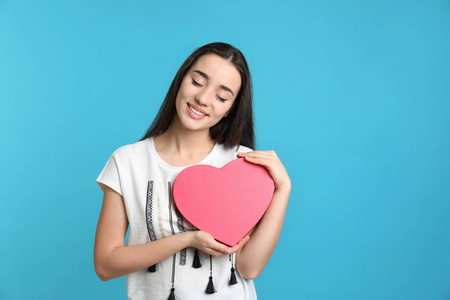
[237,145,253,154]
[96,152,123,195]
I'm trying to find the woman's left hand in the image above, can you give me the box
[237,150,291,194]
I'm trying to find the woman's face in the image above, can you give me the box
[174,54,242,133]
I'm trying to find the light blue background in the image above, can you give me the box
[1,1,450,299]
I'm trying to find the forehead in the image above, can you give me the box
[189,54,241,94]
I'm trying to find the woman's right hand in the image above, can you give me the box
[189,231,250,257]
[95,186,250,281]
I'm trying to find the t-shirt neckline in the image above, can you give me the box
[147,137,219,171]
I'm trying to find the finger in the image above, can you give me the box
[206,240,234,255]
[237,235,250,247]
[240,149,278,157]
[239,153,280,166]
[241,156,276,169]
[229,236,250,253]
[206,248,229,257]
[238,151,274,159]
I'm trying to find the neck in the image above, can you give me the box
[153,118,216,166]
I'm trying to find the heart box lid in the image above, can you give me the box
[173,158,274,246]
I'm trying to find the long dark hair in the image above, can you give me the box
[140,42,255,149]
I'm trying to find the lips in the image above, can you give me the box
[187,103,208,118]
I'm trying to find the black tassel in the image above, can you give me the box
[229,254,238,285]
[229,267,237,285]
[205,255,216,294]
[205,276,216,294]
[147,264,156,272]
[192,248,202,268]
[167,287,175,300]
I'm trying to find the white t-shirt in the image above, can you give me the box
[97,137,256,300]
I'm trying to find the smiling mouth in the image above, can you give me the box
[188,103,207,117]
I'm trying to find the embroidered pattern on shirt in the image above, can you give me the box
[146,180,157,242]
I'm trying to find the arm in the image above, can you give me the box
[94,186,249,281]
[235,150,291,280]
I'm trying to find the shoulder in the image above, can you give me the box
[209,143,253,167]
[215,144,253,157]
[109,139,151,161]
[237,145,253,154]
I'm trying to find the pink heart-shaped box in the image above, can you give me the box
[173,158,274,246]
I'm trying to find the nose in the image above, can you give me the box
[195,88,211,107]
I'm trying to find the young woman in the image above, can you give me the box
[94,42,291,300]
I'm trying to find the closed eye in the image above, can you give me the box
[192,79,203,87]
[216,94,227,102]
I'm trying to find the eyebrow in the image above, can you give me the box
[192,70,235,97]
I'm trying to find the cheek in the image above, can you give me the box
[177,87,187,100]
[178,78,196,97]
